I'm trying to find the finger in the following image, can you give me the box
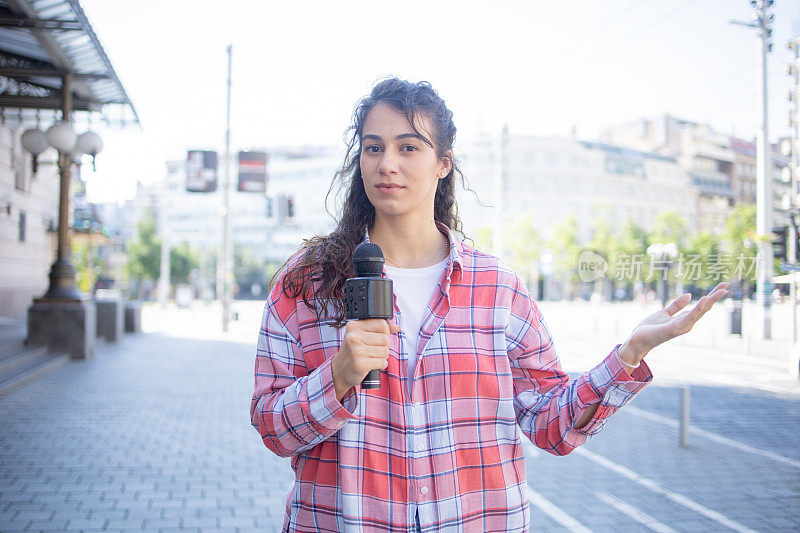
[388,320,400,334]
[664,293,692,316]
[708,288,728,305]
[357,331,394,348]
[705,283,730,302]
[681,295,708,323]
[712,281,730,293]
[355,318,391,334]
[702,286,729,310]
[685,289,728,326]
[357,345,390,360]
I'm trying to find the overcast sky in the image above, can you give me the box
[77,0,800,203]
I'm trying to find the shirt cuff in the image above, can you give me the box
[566,344,654,438]
[585,343,653,409]
[305,357,361,434]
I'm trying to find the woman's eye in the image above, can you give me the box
[364,145,381,153]
[401,145,418,152]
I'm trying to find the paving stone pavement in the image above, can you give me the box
[0,332,293,532]
[0,304,798,532]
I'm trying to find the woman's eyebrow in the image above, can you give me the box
[362,133,428,142]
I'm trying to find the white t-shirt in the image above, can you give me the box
[384,257,449,396]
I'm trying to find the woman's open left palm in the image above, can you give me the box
[625,282,730,362]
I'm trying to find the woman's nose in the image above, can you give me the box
[378,151,398,175]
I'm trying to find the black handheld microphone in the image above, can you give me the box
[344,243,393,389]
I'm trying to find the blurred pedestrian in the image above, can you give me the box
[250,78,728,532]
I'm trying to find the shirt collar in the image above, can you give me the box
[361,222,463,283]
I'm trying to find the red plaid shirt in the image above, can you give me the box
[251,224,653,532]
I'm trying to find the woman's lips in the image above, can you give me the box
[376,184,405,195]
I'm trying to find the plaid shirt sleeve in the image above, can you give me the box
[507,275,653,455]
[249,276,361,458]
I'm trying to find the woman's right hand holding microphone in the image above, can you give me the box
[332,318,400,401]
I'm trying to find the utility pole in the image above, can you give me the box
[221,44,233,332]
[492,124,508,259]
[732,0,775,339]
[158,197,170,309]
[789,36,800,344]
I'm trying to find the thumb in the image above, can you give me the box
[388,320,401,334]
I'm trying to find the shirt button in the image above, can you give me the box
[413,402,422,410]
[420,486,429,495]
[417,443,425,451]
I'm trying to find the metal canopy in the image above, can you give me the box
[0,0,138,124]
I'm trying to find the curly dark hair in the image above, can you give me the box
[271,77,468,326]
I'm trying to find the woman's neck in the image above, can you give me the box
[368,216,448,269]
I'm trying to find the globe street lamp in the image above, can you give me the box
[20,128,48,173]
[18,74,104,302]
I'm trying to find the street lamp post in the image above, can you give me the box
[23,74,106,359]
[39,74,81,301]
[647,243,678,308]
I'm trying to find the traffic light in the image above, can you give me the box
[772,225,788,260]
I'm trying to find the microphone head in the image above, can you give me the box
[353,242,385,277]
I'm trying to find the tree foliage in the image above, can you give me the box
[548,214,582,284]
[126,207,160,282]
[505,214,543,286]
[721,203,758,283]
[125,207,199,286]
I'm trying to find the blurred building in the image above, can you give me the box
[0,0,138,326]
[0,121,59,318]
[600,115,791,230]
[458,134,698,245]
[126,145,343,268]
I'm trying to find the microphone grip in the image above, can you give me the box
[362,369,381,389]
[344,276,393,390]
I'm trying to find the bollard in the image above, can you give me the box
[679,386,690,447]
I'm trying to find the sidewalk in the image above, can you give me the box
[0,300,797,532]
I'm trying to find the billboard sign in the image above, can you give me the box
[238,151,268,192]
[186,150,218,192]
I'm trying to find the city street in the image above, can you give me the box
[0,299,798,532]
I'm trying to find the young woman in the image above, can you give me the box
[250,78,728,532]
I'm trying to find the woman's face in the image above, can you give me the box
[359,103,451,223]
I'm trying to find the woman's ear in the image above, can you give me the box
[440,151,453,178]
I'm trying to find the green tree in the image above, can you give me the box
[586,204,620,298]
[548,214,582,298]
[474,225,493,253]
[170,243,199,285]
[722,203,758,285]
[234,245,281,298]
[71,239,93,293]
[649,210,689,250]
[680,231,721,289]
[505,214,543,287]
[649,210,689,285]
[615,218,650,287]
[126,207,160,282]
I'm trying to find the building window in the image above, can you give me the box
[18,211,26,242]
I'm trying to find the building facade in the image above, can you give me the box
[0,119,59,319]
[458,135,698,246]
[601,115,791,231]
